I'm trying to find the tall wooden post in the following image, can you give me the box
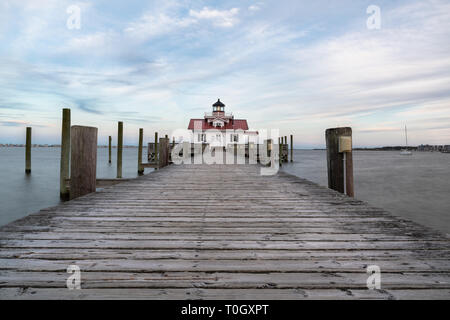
[159,137,169,168]
[108,136,112,164]
[290,134,293,162]
[70,126,97,200]
[117,121,123,179]
[154,132,158,170]
[59,108,71,199]
[325,127,353,197]
[278,137,282,167]
[25,127,32,173]
[345,147,354,197]
[138,128,144,175]
[284,136,287,162]
[246,140,250,163]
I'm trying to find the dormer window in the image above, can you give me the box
[213,120,224,127]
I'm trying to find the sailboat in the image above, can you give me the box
[400,126,412,155]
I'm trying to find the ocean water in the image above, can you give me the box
[0,147,152,227]
[282,150,450,235]
[0,147,449,235]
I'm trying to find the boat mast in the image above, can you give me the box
[405,125,408,147]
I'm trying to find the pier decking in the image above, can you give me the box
[0,163,449,299]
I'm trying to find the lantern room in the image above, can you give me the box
[212,99,225,114]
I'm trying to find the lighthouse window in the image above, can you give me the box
[231,134,239,143]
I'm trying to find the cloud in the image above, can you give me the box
[0,120,48,127]
[64,32,115,52]
[0,120,27,127]
[1,0,450,146]
[73,99,104,115]
[189,7,239,27]
[124,5,240,42]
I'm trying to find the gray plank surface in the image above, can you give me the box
[0,163,449,299]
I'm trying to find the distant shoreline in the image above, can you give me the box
[313,147,418,151]
[2,144,449,152]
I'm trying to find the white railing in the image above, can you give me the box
[204,112,233,118]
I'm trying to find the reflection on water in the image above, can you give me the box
[0,147,449,235]
[282,150,450,235]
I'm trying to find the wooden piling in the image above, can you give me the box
[154,132,158,170]
[325,127,353,196]
[290,134,293,162]
[138,128,144,175]
[345,148,354,197]
[108,136,112,164]
[70,126,98,200]
[284,136,288,162]
[117,122,123,179]
[59,108,71,199]
[25,127,31,174]
[159,137,169,168]
[278,137,282,167]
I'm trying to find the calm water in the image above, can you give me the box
[0,147,152,227]
[282,150,450,235]
[0,148,449,235]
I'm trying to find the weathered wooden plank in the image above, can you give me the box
[0,231,445,242]
[0,163,448,300]
[1,248,447,260]
[1,287,449,300]
[1,239,449,251]
[0,258,449,273]
[0,271,448,289]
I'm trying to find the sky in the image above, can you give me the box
[0,0,449,148]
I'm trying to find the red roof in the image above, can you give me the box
[188,119,249,131]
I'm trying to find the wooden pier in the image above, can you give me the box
[0,163,449,299]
